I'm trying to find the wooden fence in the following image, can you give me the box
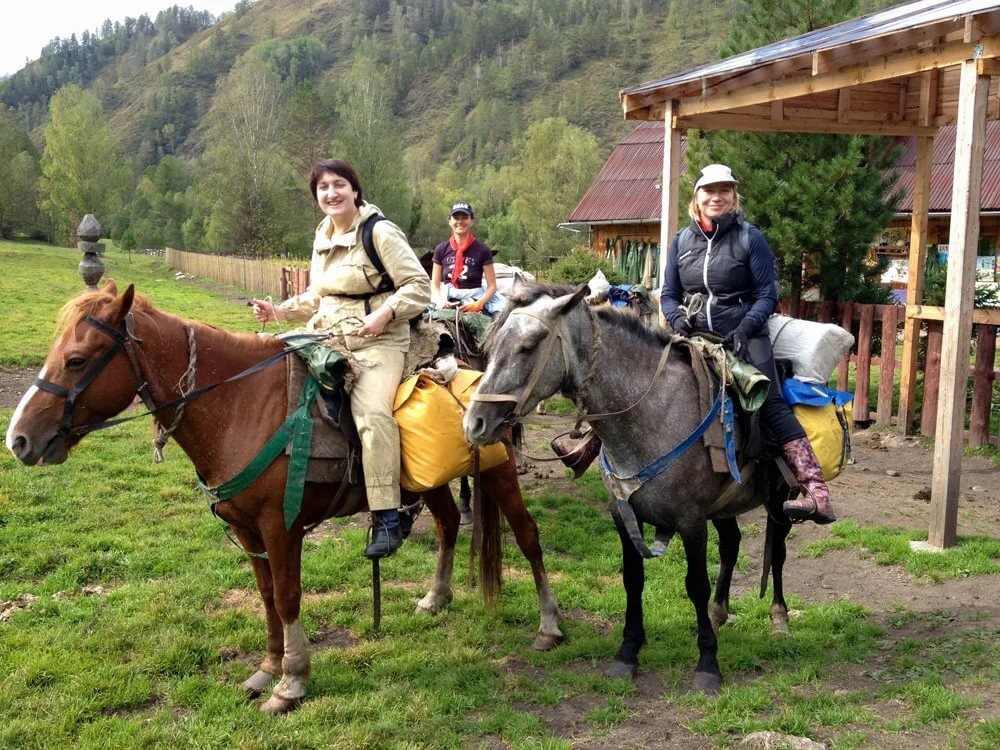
[782,300,1000,447]
[165,248,290,298]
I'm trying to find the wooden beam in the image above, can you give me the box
[898,136,934,435]
[675,36,1000,119]
[918,69,939,126]
[929,59,989,550]
[906,305,1000,325]
[837,89,850,123]
[675,112,938,137]
[977,57,1000,76]
[658,100,682,324]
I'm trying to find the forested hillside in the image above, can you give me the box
[0,0,902,268]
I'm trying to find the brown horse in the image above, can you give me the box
[5,281,562,713]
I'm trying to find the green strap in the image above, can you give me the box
[205,376,320,531]
[283,377,317,529]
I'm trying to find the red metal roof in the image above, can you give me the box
[568,122,684,223]
[571,121,1000,224]
[893,123,1000,212]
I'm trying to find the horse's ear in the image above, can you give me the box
[101,278,118,296]
[554,284,591,317]
[110,284,136,323]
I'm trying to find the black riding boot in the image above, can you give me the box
[364,509,404,559]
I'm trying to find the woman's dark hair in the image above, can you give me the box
[308,159,364,207]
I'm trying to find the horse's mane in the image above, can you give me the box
[55,288,278,353]
[484,282,673,357]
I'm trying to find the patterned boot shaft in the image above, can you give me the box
[781,436,837,525]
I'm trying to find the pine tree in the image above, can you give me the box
[687,0,900,308]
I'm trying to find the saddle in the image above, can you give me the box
[285,356,356,486]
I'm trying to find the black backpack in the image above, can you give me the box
[343,213,394,314]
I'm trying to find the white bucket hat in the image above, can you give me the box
[694,164,738,190]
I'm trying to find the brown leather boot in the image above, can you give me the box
[781,437,837,525]
[550,428,602,478]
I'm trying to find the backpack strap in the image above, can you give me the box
[339,213,394,314]
[361,213,394,295]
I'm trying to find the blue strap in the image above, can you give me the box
[721,391,742,484]
[600,387,723,484]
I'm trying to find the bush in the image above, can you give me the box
[546,249,625,285]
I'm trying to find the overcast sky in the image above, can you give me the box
[0,1,240,78]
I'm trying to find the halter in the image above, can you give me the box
[470,308,574,420]
[471,305,674,427]
[32,314,160,440]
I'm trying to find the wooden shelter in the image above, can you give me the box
[620,0,1000,549]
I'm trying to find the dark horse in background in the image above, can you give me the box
[465,283,792,692]
[5,281,562,713]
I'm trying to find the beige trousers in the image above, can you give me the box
[350,346,405,511]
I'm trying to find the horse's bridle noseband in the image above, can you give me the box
[470,308,574,421]
[32,314,157,440]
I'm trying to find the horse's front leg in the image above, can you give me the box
[766,512,792,635]
[415,486,458,614]
[710,517,741,635]
[484,466,563,651]
[230,526,283,698]
[257,522,309,714]
[681,524,722,693]
[605,516,646,679]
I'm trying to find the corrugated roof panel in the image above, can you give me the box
[624,1,998,97]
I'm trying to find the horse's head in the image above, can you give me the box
[6,280,142,466]
[465,283,589,445]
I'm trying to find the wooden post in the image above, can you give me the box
[898,136,934,434]
[837,302,853,394]
[929,59,989,549]
[658,100,681,323]
[968,325,997,446]
[921,322,943,435]
[877,305,899,425]
[854,305,874,422]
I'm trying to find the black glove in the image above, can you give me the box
[671,318,692,337]
[722,322,753,360]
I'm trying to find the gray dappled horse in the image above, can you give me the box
[465,283,792,692]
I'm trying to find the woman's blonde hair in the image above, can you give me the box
[687,185,741,222]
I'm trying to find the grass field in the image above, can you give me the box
[2,240,999,748]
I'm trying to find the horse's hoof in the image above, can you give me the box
[604,660,638,680]
[414,604,436,616]
[260,695,300,714]
[692,671,722,695]
[242,670,277,698]
[532,633,564,651]
[771,620,790,636]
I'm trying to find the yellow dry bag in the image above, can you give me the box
[393,369,509,493]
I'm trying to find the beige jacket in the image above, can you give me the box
[278,202,431,352]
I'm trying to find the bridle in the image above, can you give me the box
[470,308,575,422]
[471,305,675,426]
[32,312,325,450]
[32,314,160,440]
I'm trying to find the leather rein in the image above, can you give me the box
[33,313,319,445]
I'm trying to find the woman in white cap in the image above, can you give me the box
[659,164,835,525]
[430,201,504,316]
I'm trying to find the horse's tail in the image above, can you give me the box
[472,451,505,611]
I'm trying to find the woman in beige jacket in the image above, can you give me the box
[252,159,431,558]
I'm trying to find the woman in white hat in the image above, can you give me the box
[659,164,835,525]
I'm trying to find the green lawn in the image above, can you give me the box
[2,239,999,749]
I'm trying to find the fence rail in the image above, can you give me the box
[165,248,290,298]
[782,300,1000,448]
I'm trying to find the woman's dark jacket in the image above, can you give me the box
[659,210,778,338]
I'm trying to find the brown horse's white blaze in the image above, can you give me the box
[5,368,48,462]
[7,280,562,713]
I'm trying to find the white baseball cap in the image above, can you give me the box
[694,164,738,190]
